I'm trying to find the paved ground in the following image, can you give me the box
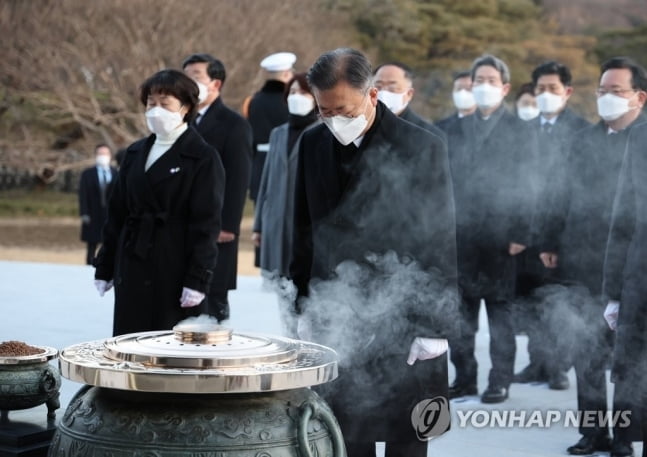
[0,260,642,457]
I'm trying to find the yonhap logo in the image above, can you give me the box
[411,396,451,441]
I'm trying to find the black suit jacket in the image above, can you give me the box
[445,105,538,300]
[518,108,591,282]
[542,113,647,294]
[603,121,647,386]
[194,97,252,292]
[248,80,289,201]
[79,166,118,243]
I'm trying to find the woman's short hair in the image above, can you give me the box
[283,72,314,102]
[139,69,199,123]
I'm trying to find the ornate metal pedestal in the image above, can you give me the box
[49,321,344,457]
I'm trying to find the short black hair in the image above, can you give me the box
[600,56,647,91]
[182,53,227,86]
[139,69,199,123]
[373,61,413,81]
[307,48,372,92]
[531,61,572,87]
[515,82,535,102]
[94,143,110,153]
[452,70,471,82]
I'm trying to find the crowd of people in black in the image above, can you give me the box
[83,47,647,457]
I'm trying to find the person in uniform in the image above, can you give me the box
[246,51,296,267]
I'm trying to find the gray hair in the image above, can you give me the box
[307,48,372,92]
[470,54,511,84]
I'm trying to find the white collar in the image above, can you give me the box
[154,123,188,145]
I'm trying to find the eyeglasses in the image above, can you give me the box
[596,88,637,97]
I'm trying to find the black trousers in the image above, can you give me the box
[449,295,516,388]
[571,304,613,436]
[86,241,98,265]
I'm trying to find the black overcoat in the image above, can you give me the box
[94,127,225,336]
[399,106,447,146]
[603,121,647,393]
[517,108,591,286]
[78,166,118,243]
[289,103,457,443]
[445,106,537,300]
[248,80,289,202]
[542,114,647,294]
[194,97,252,292]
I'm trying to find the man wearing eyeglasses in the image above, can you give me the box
[538,56,647,457]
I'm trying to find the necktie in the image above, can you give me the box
[195,113,203,125]
[542,123,552,135]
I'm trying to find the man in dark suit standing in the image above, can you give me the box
[183,53,253,323]
[79,144,117,265]
[373,61,446,144]
[513,61,591,390]
[290,47,457,457]
[444,54,538,404]
[539,56,647,457]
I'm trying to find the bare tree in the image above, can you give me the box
[0,0,357,180]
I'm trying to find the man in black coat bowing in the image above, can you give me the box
[289,48,458,457]
[183,54,253,322]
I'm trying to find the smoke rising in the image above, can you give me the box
[297,250,459,367]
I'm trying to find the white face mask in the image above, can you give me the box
[536,92,565,115]
[517,106,540,121]
[597,93,635,121]
[377,89,408,114]
[96,155,111,168]
[287,93,315,116]
[472,83,504,109]
[452,89,476,110]
[145,106,184,136]
[321,96,370,146]
[195,81,209,104]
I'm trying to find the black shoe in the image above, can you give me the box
[566,434,612,455]
[481,385,509,404]
[514,363,548,383]
[548,371,570,390]
[448,382,477,399]
[610,439,634,457]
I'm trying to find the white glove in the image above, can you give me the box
[407,337,448,365]
[94,279,113,297]
[604,301,620,331]
[179,287,205,308]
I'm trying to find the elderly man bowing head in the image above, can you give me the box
[289,48,459,457]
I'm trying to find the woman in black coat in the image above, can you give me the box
[94,70,225,336]
[603,122,647,457]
